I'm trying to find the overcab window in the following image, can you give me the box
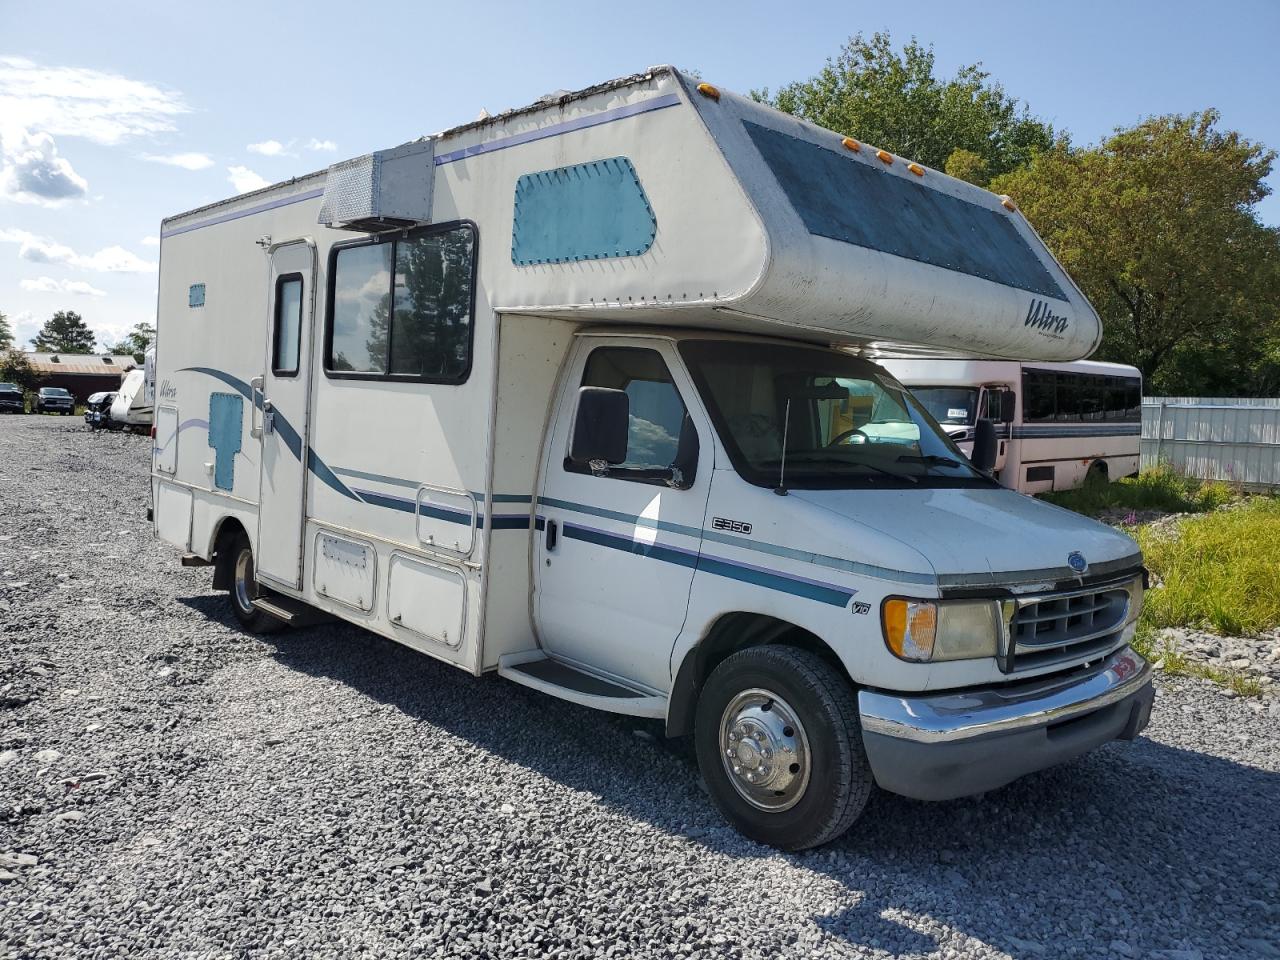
[326,223,477,382]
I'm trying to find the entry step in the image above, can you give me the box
[497,652,666,719]
[252,594,333,628]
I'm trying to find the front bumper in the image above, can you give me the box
[858,647,1153,801]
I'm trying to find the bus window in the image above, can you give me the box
[1024,370,1054,422]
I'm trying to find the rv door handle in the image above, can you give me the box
[249,376,264,438]
[262,400,275,435]
[546,519,558,552]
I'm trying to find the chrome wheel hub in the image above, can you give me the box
[719,688,810,812]
[233,547,255,613]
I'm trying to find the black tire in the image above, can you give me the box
[694,646,873,850]
[226,532,281,633]
[1085,461,1109,486]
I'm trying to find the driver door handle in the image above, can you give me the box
[546,519,558,552]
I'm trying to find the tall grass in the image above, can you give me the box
[1134,497,1280,636]
[1042,465,1236,518]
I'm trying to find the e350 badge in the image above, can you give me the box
[711,517,752,535]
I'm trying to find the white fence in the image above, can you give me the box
[1142,397,1280,488]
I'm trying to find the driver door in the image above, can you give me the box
[533,339,713,692]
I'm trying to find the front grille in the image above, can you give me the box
[1007,585,1131,672]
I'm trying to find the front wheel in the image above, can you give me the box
[227,532,280,634]
[694,646,873,850]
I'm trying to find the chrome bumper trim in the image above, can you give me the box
[859,647,1151,745]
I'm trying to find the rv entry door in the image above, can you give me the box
[255,239,316,590]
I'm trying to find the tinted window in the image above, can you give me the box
[390,229,475,379]
[327,224,476,382]
[273,276,303,375]
[576,347,689,475]
[1023,370,1054,422]
[330,244,392,374]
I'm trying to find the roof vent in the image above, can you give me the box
[318,140,435,233]
[103,357,114,364]
[50,355,60,363]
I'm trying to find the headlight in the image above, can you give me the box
[882,598,1001,662]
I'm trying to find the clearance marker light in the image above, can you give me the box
[907,162,925,177]
[1000,195,1017,211]
[842,137,861,152]
[696,83,720,101]
[876,149,894,165]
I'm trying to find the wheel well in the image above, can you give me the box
[210,518,247,591]
[665,613,854,738]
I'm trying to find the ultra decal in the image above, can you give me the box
[1024,299,1069,337]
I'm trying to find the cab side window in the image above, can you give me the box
[568,346,695,483]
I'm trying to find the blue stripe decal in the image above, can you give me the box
[538,495,703,540]
[434,94,682,167]
[538,495,934,586]
[564,521,855,607]
[162,188,325,239]
[1013,425,1140,438]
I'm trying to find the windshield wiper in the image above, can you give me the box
[897,454,963,468]
[774,454,919,484]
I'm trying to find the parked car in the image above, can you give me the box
[84,391,117,429]
[33,386,75,415]
[0,382,24,413]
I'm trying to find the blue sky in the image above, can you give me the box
[2,0,1277,349]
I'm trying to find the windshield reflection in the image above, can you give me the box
[679,341,990,490]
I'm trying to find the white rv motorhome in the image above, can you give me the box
[151,68,1152,850]
[110,356,155,431]
[883,359,1142,494]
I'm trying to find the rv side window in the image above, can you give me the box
[568,347,692,484]
[325,223,476,382]
[273,275,303,376]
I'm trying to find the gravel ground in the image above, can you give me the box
[2,414,1279,960]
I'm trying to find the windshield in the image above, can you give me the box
[679,341,991,489]
[42,388,71,397]
[908,386,978,426]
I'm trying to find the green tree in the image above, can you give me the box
[30,310,96,354]
[754,32,1056,184]
[104,321,156,360]
[0,311,13,351]
[991,110,1280,392]
[0,349,39,393]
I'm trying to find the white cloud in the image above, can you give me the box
[21,276,107,297]
[0,56,189,146]
[0,228,156,273]
[306,138,337,152]
[141,236,159,246]
[247,139,289,156]
[142,151,214,170]
[11,309,38,346]
[227,165,270,194]
[0,129,88,206]
[0,56,190,208]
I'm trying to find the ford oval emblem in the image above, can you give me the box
[1068,551,1088,574]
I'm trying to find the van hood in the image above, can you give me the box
[790,486,1143,591]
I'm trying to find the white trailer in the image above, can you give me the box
[151,67,1152,849]
[883,359,1142,494]
[110,364,154,431]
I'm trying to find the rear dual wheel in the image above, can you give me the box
[694,646,873,850]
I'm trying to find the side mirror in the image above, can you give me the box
[569,387,629,466]
[1002,391,1016,424]
[971,418,998,473]
[668,415,699,490]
